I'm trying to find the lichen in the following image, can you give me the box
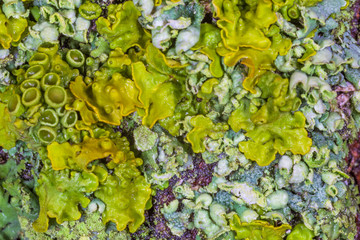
[0,0,359,239]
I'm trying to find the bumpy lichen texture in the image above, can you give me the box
[35,136,151,233]
[230,214,291,240]
[0,0,360,239]
[192,23,223,78]
[0,9,28,49]
[47,136,129,170]
[95,158,151,233]
[32,168,99,232]
[228,72,312,165]
[187,115,229,153]
[286,223,315,240]
[96,1,150,50]
[237,112,311,166]
[0,103,17,149]
[0,142,41,239]
[132,44,186,127]
[70,74,141,125]
[213,0,292,93]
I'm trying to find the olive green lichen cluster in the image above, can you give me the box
[0,141,41,239]
[0,0,360,239]
[6,43,81,145]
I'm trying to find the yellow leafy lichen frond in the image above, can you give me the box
[230,214,291,240]
[229,73,312,166]
[187,115,229,153]
[213,0,292,93]
[70,74,142,125]
[0,10,28,49]
[0,103,17,150]
[213,0,277,51]
[217,33,292,93]
[95,158,151,233]
[132,61,182,128]
[96,1,151,51]
[33,168,99,232]
[192,23,224,78]
[47,136,129,171]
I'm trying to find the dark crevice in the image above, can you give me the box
[346,132,360,240]
[0,147,8,164]
[351,0,360,41]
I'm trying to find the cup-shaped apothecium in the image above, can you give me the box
[20,79,40,93]
[8,94,25,117]
[66,49,85,68]
[37,126,57,144]
[25,64,45,79]
[39,109,59,127]
[61,110,78,128]
[41,73,61,91]
[44,86,67,108]
[37,42,59,57]
[29,52,50,69]
[22,87,42,107]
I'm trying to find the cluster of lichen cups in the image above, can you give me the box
[7,43,86,145]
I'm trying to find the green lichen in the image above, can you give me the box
[134,125,158,151]
[0,0,359,239]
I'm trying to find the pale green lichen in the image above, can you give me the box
[134,125,158,151]
[267,190,289,210]
[0,0,359,239]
